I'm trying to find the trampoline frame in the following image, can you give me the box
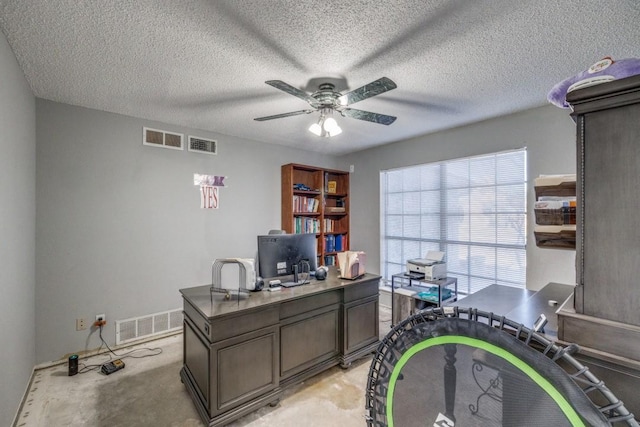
[365,306,638,426]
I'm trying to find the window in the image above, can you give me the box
[380,149,527,295]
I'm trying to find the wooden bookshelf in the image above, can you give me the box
[281,163,349,267]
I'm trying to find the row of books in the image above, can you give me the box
[324,255,336,266]
[324,218,342,232]
[324,234,346,253]
[294,217,320,234]
[293,195,320,213]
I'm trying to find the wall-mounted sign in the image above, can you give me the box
[194,174,226,187]
[200,186,219,209]
[195,174,227,209]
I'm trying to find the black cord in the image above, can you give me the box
[98,324,163,359]
[77,325,163,374]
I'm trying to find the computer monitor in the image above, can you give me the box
[257,233,318,280]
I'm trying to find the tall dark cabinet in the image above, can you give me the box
[558,75,640,418]
[571,76,640,325]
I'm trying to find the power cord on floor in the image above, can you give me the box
[77,323,163,374]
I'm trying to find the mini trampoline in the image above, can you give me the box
[365,306,638,427]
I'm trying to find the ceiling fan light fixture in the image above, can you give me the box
[308,122,323,136]
[324,117,342,136]
[308,109,342,138]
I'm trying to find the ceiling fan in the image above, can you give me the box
[254,77,397,136]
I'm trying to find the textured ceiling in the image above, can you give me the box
[1,1,639,155]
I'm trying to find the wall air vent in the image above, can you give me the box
[188,135,217,155]
[143,127,184,150]
[115,308,183,345]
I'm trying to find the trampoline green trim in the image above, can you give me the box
[386,336,586,427]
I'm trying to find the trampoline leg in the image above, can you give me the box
[444,344,457,423]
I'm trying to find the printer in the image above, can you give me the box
[407,251,446,280]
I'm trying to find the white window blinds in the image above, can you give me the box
[380,149,527,295]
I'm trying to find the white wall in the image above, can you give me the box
[0,31,36,425]
[35,100,338,364]
[341,105,577,291]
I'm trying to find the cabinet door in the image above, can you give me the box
[580,104,640,325]
[280,305,340,379]
[210,325,279,416]
[344,296,379,354]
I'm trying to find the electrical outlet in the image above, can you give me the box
[95,313,106,325]
[76,318,87,331]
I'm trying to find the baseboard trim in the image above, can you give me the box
[11,367,35,427]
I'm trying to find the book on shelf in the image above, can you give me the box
[327,206,345,213]
[324,234,335,253]
[307,197,318,212]
[327,180,337,194]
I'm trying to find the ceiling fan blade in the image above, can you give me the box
[265,80,315,104]
[337,77,397,106]
[254,109,314,121]
[341,108,397,125]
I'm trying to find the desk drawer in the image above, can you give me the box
[210,307,279,342]
[183,300,279,343]
[343,279,379,303]
[280,290,341,319]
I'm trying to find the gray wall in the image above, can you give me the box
[342,105,577,291]
[35,100,337,364]
[0,31,36,425]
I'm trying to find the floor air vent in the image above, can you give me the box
[115,308,183,345]
[143,127,184,150]
[188,135,217,155]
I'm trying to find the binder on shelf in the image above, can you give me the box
[324,234,336,253]
[335,234,343,252]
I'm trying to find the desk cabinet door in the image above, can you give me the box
[344,296,379,354]
[210,325,279,416]
[280,305,340,379]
